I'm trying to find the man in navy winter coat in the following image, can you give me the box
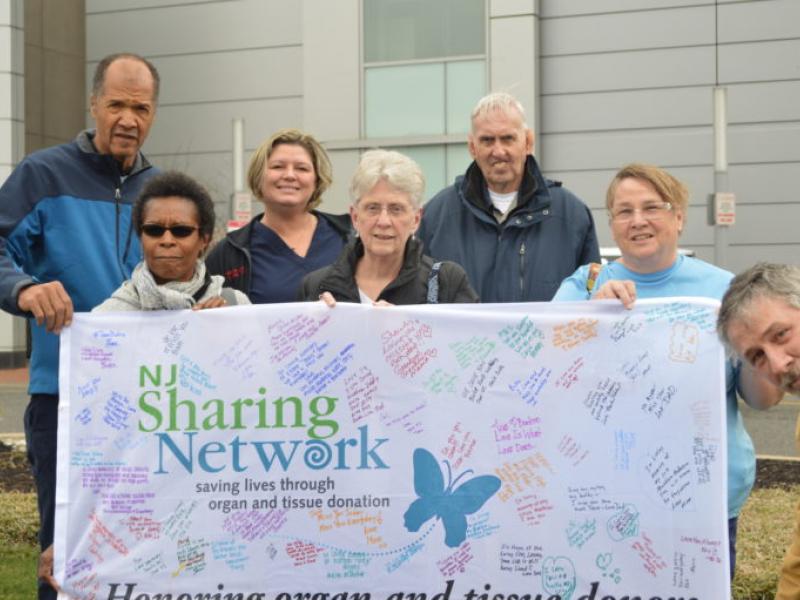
[418,92,599,302]
[0,53,161,599]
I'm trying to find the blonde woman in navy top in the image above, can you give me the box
[206,129,350,303]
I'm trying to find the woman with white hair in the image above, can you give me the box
[299,149,477,305]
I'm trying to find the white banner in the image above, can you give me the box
[55,300,728,600]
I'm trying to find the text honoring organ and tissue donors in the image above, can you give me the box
[55,300,727,600]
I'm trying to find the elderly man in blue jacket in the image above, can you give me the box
[0,52,161,599]
[419,92,599,302]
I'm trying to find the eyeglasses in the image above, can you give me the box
[359,202,413,218]
[610,202,673,223]
[141,224,199,238]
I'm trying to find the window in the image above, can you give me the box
[363,0,486,200]
[388,144,473,198]
[364,0,484,62]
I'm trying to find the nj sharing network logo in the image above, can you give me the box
[403,448,501,548]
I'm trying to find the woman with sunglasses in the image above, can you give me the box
[206,129,350,303]
[94,171,250,311]
[553,163,782,579]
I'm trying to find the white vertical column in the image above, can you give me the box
[0,0,27,363]
[0,0,25,180]
[232,118,245,194]
[489,0,539,155]
[302,0,361,213]
[713,86,729,269]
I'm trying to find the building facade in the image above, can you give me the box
[83,0,800,269]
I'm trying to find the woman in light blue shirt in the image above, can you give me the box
[555,163,783,579]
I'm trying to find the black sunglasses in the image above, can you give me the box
[141,224,199,239]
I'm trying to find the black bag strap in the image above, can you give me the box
[426,261,442,304]
[191,272,213,303]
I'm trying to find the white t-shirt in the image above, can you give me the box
[358,287,374,304]
[489,190,517,215]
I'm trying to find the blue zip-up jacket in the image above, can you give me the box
[0,130,157,394]
[418,156,600,303]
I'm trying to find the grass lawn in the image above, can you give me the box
[0,543,38,599]
[0,491,39,599]
[0,486,795,599]
[732,485,797,599]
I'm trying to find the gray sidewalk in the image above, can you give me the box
[0,368,28,450]
[0,367,29,450]
[741,397,800,460]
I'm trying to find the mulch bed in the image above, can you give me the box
[755,458,800,490]
[0,442,34,493]
[0,442,798,494]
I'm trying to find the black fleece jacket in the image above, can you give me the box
[298,237,478,305]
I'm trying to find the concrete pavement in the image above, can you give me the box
[0,367,30,450]
[740,397,800,460]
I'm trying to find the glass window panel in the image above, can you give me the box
[364,0,485,62]
[388,145,446,203]
[365,64,445,138]
[443,0,485,58]
[364,0,442,62]
[446,60,486,134]
[446,144,473,185]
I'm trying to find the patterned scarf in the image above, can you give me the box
[106,260,224,311]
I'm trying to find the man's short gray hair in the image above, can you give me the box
[92,53,160,103]
[350,149,425,208]
[718,262,800,350]
[471,92,529,131]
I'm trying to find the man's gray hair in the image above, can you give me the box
[471,92,529,131]
[92,52,160,102]
[350,149,425,208]
[718,262,800,349]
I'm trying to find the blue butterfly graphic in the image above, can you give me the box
[403,448,502,548]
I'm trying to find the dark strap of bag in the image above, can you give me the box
[426,262,442,304]
[191,272,213,302]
